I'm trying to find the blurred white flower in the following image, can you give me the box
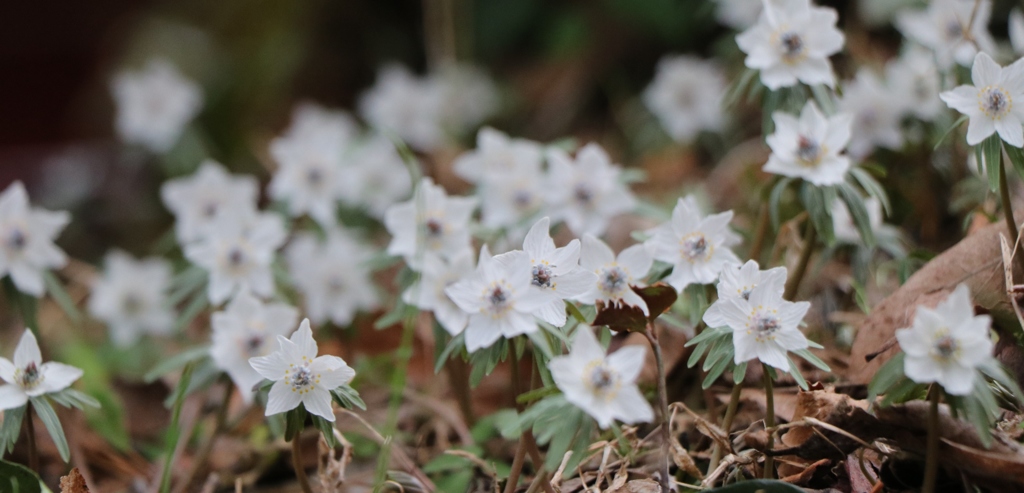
[545,144,636,237]
[0,181,70,297]
[858,0,917,27]
[453,127,544,185]
[704,260,787,329]
[384,177,476,270]
[286,229,379,327]
[161,160,260,244]
[340,134,412,219]
[714,0,762,29]
[0,331,83,410]
[574,235,652,315]
[110,59,203,153]
[940,52,1024,147]
[645,197,740,292]
[269,104,357,227]
[1011,9,1024,56]
[548,326,653,428]
[705,276,811,370]
[454,128,547,230]
[896,0,995,70]
[88,251,174,346]
[211,289,298,402]
[830,196,902,245]
[643,55,727,143]
[184,211,287,305]
[445,247,550,352]
[435,64,499,134]
[735,0,844,90]
[249,319,355,422]
[763,101,853,185]
[886,47,944,122]
[359,64,445,151]
[895,284,993,395]
[403,251,473,336]
[839,68,904,159]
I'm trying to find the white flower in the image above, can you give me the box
[453,128,544,185]
[211,289,298,402]
[110,58,203,153]
[886,46,944,122]
[495,218,597,327]
[0,331,83,410]
[895,284,993,395]
[575,235,652,315]
[714,0,763,29]
[184,211,287,305]
[643,55,727,143]
[359,64,445,151]
[763,101,853,185]
[939,52,1024,147]
[545,144,636,237]
[88,251,174,346]
[735,0,845,90]
[249,319,355,422]
[1011,8,1024,56]
[161,160,260,244]
[0,181,70,297]
[444,247,551,352]
[384,177,477,270]
[403,252,473,336]
[830,196,902,245]
[645,196,740,292]
[286,229,379,327]
[704,260,787,329]
[340,134,413,219]
[435,64,500,134]
[548,326,653,428]
[704,277,811,370]
[839,68,904,158]
[896,0,995,70]
[269,104,357,226]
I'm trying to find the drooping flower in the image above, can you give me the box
[574,235,652,315]
[339,133,413,220]
[88,251,175,346]
[643,55,727,143]
[548,325,653,429]
[894,284,994,395]
[886,46,944,122]
[0,331,83,410]
[286,228,379,327]
[161,160,260,245]
[0,181,70,297]
[839,68,904,159]
[403,252,474,336]
[444,247,551,352]
[704,275,811,370]
[645,196,741,292]
[896,0,995,70]
[763,101,853,185]
[545,144,636,237]
[358,64,445,151]
[384,177,477,270]
[735,0,845,90]
[939,52,1024,147]
[184,211,287,305]
[110,58,203,153]
[249,319,355,421]
[704,260,786,329]
[211,289,299,402]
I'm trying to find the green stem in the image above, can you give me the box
[999,156,1019,245]
[707,383,743,475]
[923,386,940,493]
[783,222,816,300]
[25,402,37,472]
[644,324,672,493]
[292,434,314,493]
[762,365,775,480]
[160,362,195,493]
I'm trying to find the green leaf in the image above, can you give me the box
[867,352,905,402]
[880,377,925,407]
[848,167,891,216]
[787,355,809,390]
[837,183,876,247]
[702,350,734,389]
[933,114,969,150]
[982,136,1002,192]
[979,359,1024,403]
[769,177,794,231]
[703,479,807,492]
[42,271,81,323]
[434,332,466,374]
[144,346,210,383]
[48,388,101,410]
[565,300,589,324]
[793,349,831,373]
[311,414,340,448]
[160,361,195,493]
[733,361,748,385]
[174,292,210,332]
[0,406,25,454]
[0,459,43,493]
[30,397,69,463]
[723,67,758,109]
[284,406,307,442]
[1005,143,1024,184]
[331,384,367,411]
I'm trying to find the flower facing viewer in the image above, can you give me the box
[763,101,853,185]
[384,177,477,271]
[88,251,175,346]
[645,197,740,291]
[545,144,636,237]
[110,58,203,153]
[0,181,70,297]
[0,330,83,410]
[940,52,1024,147]
[703,260,786,329]
[575,235,652,315]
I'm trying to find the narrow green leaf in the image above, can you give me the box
[144,346,210,383]
[793,349,831,373]
[933,114,969,151]
[984,136,1002,192]
[867,352,905,401]
[0,406,25,454]
[30,397,69,462]
[702,351,734,389]
[565,301,589,324]
[1005,143,1024,184]
[160,361,195,493]
[837,183,876,247]
[769,177,794,232]
[733,361,748,385]
[42,271,81,323]
[311,415,340,448]
[848,167,891,216]
[0,459,42,493]
[787,356,809,390]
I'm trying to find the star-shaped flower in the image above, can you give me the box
[110,58,203,153]
[384,177,477,271]
[704,260,787,329]
[545,144,636,237]
[358,64,445,151]
[403,252,474,336]
[886,46,944,122]
[286,229,379,327]
[339,134,413,220]
[896,0,995,70]
[645,196,740,292]
[839,68,904,158]
[643,55,727,143]
[0,331,83,410]
[940,52,1024,147]
[0,181,70,297]
[763,101,854,185]
[161,161,260,245]
[88,251,175,346]
[574,235,652,315]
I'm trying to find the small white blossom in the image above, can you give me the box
[940,52,1024,147]
[88,251,174,346]
[839,68,904,158]
[1011,9,1024,56]
[161,161,260,244]
[575,235,652,315]
[704,260,787,329]
[249,319,355,422]
[453,128,544,186]
[184,211,287,305]
[286,229,379,327]
[444,247,550,352]
[384,177,477,270]
[895,284,993,395]
[110,59,203,153]
[548,326,653,429]
[896,0,995,70]
[0,181,70,297]
[340,134,412,219]
[545,144,636,237]
[763,101,853,185]
[435,64,499,134]
[645,196,740,292]
[714,0,762,29]
[359,64,445,151]
[886,47,944,122]
[735,0,845,89]
[643,55,727,143]
[211,289,299,402]
[0,331,83,410]
[403,252,473,336]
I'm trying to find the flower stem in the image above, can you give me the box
[25,402,38,472]
[446,354,475,427]
[292,434,314,493]
[762,364,775,480]
[175,380,234,493]
[707,383,743,475]
[999,156,1019,245]
[783,221,816,300]
[503,439,529,493]
[923,386,940,493]
[749,203,770,263]
[644,323,672,493]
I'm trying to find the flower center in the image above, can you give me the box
[778,31,806,62]
[483,282,514,317]
[532,264,553,288]
[122,294,145,315]
[6,228,26,251]
[425,218,444,238]
[748,309,782,342]
[201,202,218,218]
[327,275,346,294]
[796,135,823,166]
[933,333,960,361]
[306,167,325,187]
[513,189,534,209]
[979,86,1012,119]
[680,232,713,263]
[945,19,964,40]
[599,266,628,296]
[738,286,754,300]
[17,362,43,390]
[227,247,246,267]
[574,185,594,206]
[584,360,621,399]
[245,334,264,356]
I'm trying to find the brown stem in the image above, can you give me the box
[504,439,529,493]
[923,386,940,493]
[707,382,743,475]
[292,433,314,493]
[644,324,672,493]
[999,156,1020,248]
[175,381,234,493]
[446,355,475,427]
[25,402,38,472]
[749,203,770,263]
[783,222,816,300]
[762,365,775,480]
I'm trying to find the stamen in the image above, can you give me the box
[7,229,26,250]
[779,32,805,60]
[291,366,313,388]
[532,264,553,288]
[600,267,628,295]
[796,136,821,165]
[980,87,1011,118]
